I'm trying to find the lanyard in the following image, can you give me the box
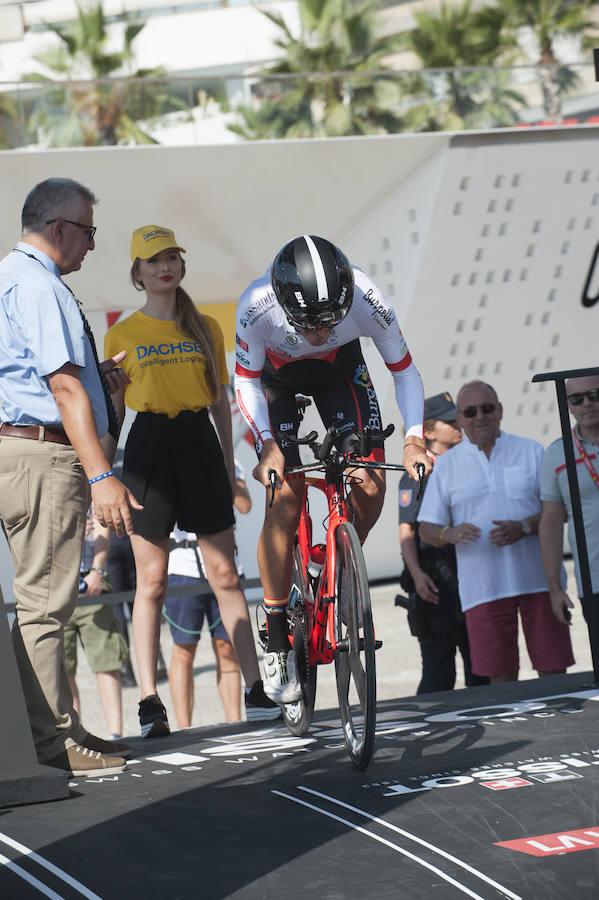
[573,427,599,491]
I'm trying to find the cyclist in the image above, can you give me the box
[234,234,430,702]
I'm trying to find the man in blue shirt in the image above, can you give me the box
[0,177,140,778]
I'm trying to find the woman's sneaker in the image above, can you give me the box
[244,679,282,721]
[139,693,170,738]
[263,650,302,703]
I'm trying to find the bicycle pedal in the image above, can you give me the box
[356,638,383,651]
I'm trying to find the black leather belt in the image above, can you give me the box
[0,423,71,445]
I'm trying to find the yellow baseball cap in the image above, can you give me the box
[130,225,186,261]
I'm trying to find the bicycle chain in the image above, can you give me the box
[289,601,310,679]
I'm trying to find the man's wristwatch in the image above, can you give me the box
[90,567,108,577]
[521,519,532,536]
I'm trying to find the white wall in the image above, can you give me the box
[1,124,598,595]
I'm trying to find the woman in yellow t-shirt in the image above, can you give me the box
[105,225,279,736]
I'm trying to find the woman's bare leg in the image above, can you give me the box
[198,528,260,689]
[213,637,241,721]
[96,670,123,737]
[129,535,170,700]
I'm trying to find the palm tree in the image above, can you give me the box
[399,0,526,130]
[25,2,183,146]
[476,0,598,120]
[0,93,19,148]
[229,0,405,139]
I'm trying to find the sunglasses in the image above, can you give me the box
[567,389,599,406]
[288,315,338,332]
[46,218,97,242]
[459,402,497,418]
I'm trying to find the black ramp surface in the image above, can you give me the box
[0,672,598,899]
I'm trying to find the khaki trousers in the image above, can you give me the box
[0,435,90,761]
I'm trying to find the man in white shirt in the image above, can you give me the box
[418,380,574,684]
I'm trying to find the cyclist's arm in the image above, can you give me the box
[234,371,274,452]
[234,285,273,453]
[233,339,283,488]
[351,271,429,474]
[386,360,430,477]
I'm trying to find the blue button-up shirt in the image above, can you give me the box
[0,242,108,436]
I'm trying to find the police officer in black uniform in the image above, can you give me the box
[397,393,489,694]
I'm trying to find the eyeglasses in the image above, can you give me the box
[459,402,497,418]
[567,389,599,406]
[46,218,97,242]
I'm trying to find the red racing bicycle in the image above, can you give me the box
[258,397,423,770]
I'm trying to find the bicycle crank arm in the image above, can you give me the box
[336,638,383,652]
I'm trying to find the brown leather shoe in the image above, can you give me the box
[44,744,127,777]
[80,731,131,758]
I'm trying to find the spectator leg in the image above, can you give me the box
[212,637,241,721]
[95,671,123,738]
[417,633,457,694]
[198,528,260,689]
[68,674,81,717]
[129,535,170,700]
[169,643,196,728]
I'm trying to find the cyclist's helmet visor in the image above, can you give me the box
[271,235,354,330]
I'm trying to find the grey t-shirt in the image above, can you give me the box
[541,431,599,595]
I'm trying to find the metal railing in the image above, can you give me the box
[0,62,597,150]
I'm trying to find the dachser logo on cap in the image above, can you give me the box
[143,229,172,241]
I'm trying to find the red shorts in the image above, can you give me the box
[465,592,574,678]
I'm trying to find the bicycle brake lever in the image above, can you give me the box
[415,462,426,500]
[268,469,277,507]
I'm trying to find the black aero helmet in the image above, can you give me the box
[271,235,354,329]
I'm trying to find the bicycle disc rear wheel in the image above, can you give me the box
[281,541,317,737]
[334,522,376,769]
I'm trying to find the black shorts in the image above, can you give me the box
[261,339,385,467]
[123,409,234,539]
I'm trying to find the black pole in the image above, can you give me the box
[533,366,599,683]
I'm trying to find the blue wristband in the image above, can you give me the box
[88,470,114,486]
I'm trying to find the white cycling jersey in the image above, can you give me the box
[234,266,424,451]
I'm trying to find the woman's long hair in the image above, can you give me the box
[131,256,219,401]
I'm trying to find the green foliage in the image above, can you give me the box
[230,0,405,139]
[475,0,599,118]
[233,0,599,138]
[0,92,19,148]
[488,0,598,63]
[24,1,185,146]
[398,0,527,130]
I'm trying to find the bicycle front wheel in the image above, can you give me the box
[334,522,376,769]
